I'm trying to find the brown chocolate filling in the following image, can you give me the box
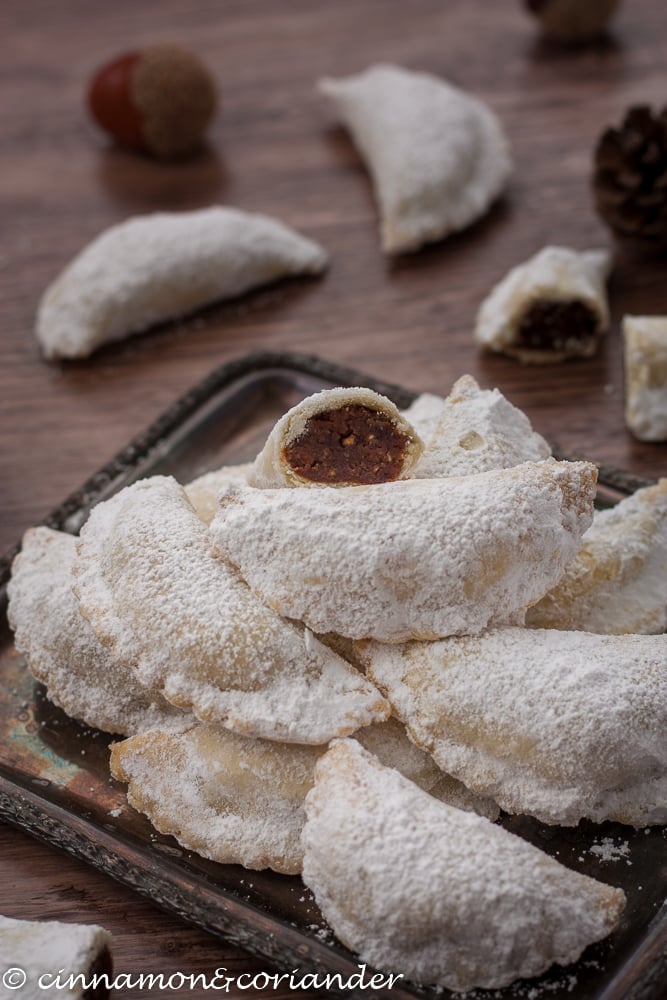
[516,300,599,354]
[82,946,113,1000]
[283,404,408,484]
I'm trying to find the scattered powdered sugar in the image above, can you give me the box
[301,740,624,992]
[72,476,388,744]
[589,838,632,864]
[359,627,667,827]
[210,460,596,641]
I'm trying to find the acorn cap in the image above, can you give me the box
[131,44,217,158]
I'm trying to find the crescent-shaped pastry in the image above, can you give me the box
[318,64,511,254]
[623,315,667,441]
[359,627,667,827]
[7,527,187,735]
[110,724,322,874]
[0,915,113,997]
[248,387,423,488]
[301,739,625,991]
[184,462,254,524]
[35,206,328,359]
[474,246,611,363]
[527,479,667,633]
[110,717,497,875]
[72,476,388,743]
[403,375,550,478]
[210,460,596,642]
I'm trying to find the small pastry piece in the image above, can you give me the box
[302,739,625,991]
[404,375,550,478]
[0,914,112,998]
[527,480,667,633]
[623,315,667,441]
[318,64,511,254]
[355,717,499,821]
[184,462,253,524]
[7,527,186,735]
[211,460,596,642]
[88,44,217,159]
[475,246,611,363]
[359,627,667,827]
[73,476,388,743]
[110,723,322,874]
[110,717,497,875]
[36,207,328,359]
[248,387,423,488]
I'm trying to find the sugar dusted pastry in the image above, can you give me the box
[7,527,186,735]
[248,387,423,488]
[359,627,667,827]
[318,64,511,254]
[404,375,550,478]
[73,476,388,743]
[185,462,254,524]
[301,739,625,991]
[623,315,667,441]
[0,914,112,999]
[475,246,611,363]
[527,480,667,633]
[355,717,499,821]
[110,718,497,876]
[36,207,328,359]
[110,724,321,874]
[211,460,596,641]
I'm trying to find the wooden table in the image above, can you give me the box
[1,1,666,996]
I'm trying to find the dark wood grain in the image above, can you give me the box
[1,0,666,996]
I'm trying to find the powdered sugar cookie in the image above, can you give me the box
[403,375,550,478]
[73,476,388,743]
[527,479,667,633]
[7,527,187,735]
[319,64,511,254]
[623,315,667,441]
[248,386,423,488]
[210,460,596,641]
[36,207,328,359]
[359,627,667,827]
[301,739,625,991]
[475,246,611,363]
[184,462,254,524]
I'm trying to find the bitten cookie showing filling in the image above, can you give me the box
[516,299,600,355]
[283,403,410,484]
[249,386,423,488]
[475,245,611,363]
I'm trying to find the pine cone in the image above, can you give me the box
[525,0,620,44]
[593,106,667,250]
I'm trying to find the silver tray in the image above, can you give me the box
[0,351,665,1000]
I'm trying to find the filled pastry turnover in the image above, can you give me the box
[301,739,625,992]
[319,64,511,254]
[36,207,328,359]
[72,475,388,743]
[359,627,667,827]
[210,460,596,641]
[475,245,611,363]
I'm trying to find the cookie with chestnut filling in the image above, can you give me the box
[474,245,611,364]
[248,386,424,488]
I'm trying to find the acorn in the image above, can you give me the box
[524,0,620,44]
[88,44,217,159]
